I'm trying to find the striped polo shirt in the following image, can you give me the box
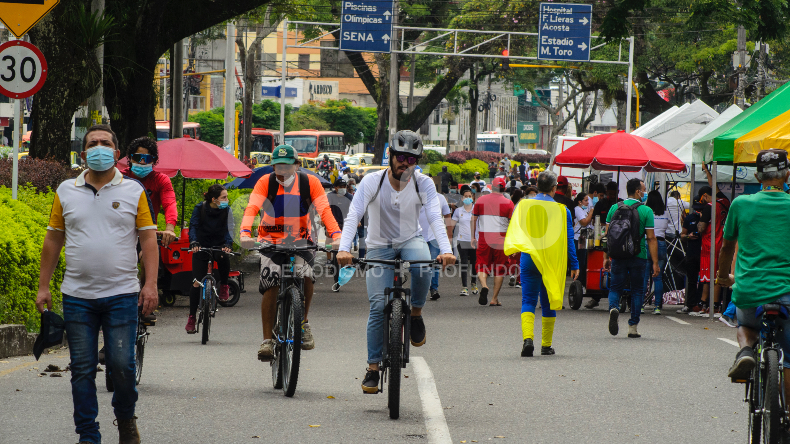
[473,192,515,248]
[47,168,156,299]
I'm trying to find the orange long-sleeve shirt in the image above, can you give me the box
[240,173,341,244]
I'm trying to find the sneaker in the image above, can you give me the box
[653,308,661,315]
[219,285,230,302]
[521,338,534,357]
[728,346,756,381]
[115,416,140,444]
[301,322,315,350]
[472,284,479,295]
[541,346,555,356]
[515,283,521,289]
[478,287,489,306]
[688,305,703,316]
[608,308,619,336]
[640,307,645,314]
[257,339,275,361]
[410,316,426,346]
[719,315,737,328]
[509,276,516,287]
[676,306,691,314]
[628,324,641,338]
[361,368,380,394]
[430,289,440,301]
[459,288,469,297]
[584,299,599,309]
[185,315,197,334]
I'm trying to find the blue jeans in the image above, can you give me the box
[646,239,667,308]
[365,236,432,364]
[608,258,648,326]
[63,293,139,444]
[737,295,790,368]
[427,239,441,291]
[520,254,555,318]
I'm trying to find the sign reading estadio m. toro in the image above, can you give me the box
[0,0,60,38]
[537,3,592,62]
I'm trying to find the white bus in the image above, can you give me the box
[476,131,519,155]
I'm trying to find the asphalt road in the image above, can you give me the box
[1,259,747,444]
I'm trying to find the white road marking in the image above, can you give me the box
[665,316,690,325]
[412,357,452,444]
[718,338,740,347]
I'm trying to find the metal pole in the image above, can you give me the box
[709,161,717,320]
[162,57,168,122]
[689,164,696,208]
[730,164,737,202]
[172,40,184,139]
[625,37,635,133]
[279,19,288,143]
[11,98,20,199]
[388,2,400,144]
[736,26,746,108]
[688,163,695,304]
[408,53,416,112]
[224,21,236,148]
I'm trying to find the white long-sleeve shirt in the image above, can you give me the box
[339,169,453,254]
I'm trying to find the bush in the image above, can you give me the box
[513,153,551,165]
[422,150,445,165]
[0,186,65,332]
[427,162,463,183]
[188,111,224,147]
[446,151,508,165]
[459,159,490,182]
[0,158,79,193]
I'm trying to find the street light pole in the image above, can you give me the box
[224,21,236,149]
[388,0,399,146]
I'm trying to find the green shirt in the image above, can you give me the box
[606,198,655,260]
[723,191,790,308]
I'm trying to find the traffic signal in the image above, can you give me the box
[501,49,510,70]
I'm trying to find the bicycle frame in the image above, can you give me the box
[383,265,412,375]
[753,316,788,417]
[275,253,305,344]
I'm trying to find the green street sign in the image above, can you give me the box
[517,121,540,144]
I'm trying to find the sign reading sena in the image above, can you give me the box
[0,0,60,38]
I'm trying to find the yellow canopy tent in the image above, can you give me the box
[734,109,790,163]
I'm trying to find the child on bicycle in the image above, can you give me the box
[186,184,234,334]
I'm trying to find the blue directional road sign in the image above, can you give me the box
[538,3,592,62]
[340,0,394,53]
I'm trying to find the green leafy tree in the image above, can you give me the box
[188,111,224,146]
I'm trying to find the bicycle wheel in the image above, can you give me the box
[135,333,145,386]
[763,349,782,444]
[201,281,213,345]
[282,286,303,397]
[271,300,283,390]
[388,299,404,420]
[748,363,762,444]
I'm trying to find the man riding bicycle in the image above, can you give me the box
[717,150,790,390]
[240,145,341,361]
[336,130,456,394]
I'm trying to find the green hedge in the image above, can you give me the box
[0,186,64,331]
[428,159,491,184]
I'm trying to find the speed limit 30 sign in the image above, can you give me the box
[0,40,47,99]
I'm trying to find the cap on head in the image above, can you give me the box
[272,145,297,165]
[756,149,789,172]
[557,175,569,187]
[334,178,347,187]
[492,176,507,191]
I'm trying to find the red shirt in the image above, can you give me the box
[700,195,729,253]
[119,166,178,226]
[473,193,514,248]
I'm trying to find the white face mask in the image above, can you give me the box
[337,188,347,195]
[277,174,296,187]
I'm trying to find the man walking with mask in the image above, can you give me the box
[37,124,159,444]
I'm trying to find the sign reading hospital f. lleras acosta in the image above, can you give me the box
[340,0,395,53]
[538,3,592,62]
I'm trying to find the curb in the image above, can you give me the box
[0,324,66,359]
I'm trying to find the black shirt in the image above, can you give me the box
[553,192,576,221]
[437,171,452,194]
[683,211,702,258]
[591,197,622,224]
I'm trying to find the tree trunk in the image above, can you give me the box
[446,111,451,149]
[29,2,102,162]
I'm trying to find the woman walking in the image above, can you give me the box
[452,186,478,296]
[646,190,669,315]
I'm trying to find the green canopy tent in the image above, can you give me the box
[690,81,790,320]
[693,81,790,164]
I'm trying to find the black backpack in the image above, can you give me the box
[607,201,643,259]
[266,171,314,215]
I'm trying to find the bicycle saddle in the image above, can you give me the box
[757,304,789,320]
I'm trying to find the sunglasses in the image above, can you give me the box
[395,154,418,165]
[131,153,154,164]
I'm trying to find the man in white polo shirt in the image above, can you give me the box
[36,124,158,444]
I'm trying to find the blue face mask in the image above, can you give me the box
[86,146,115,172]
[640,193,648,203]
[463,197,473,205]
[592,196,599,206]
[337,266,356,287]
[218,201,229,209]
[131,163,153,178]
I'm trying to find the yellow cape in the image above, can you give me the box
[504,198,568,311]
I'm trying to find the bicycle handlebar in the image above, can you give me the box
[354,258,440,267]
[181,247,240,256]
[250,243,330,254]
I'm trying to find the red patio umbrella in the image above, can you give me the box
[119,137,252,227]
[553,130,686,173]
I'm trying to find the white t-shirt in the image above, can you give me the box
[470,179,486,187]
[339,169,452,254]
[653,212,670,238]
[665,196,687,235]
[452,205,474,242]
[419,193,450,242]
[573,206,590,240]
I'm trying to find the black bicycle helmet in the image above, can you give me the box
[390,130,423,157]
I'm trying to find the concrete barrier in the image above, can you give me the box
[0,324,65,359]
